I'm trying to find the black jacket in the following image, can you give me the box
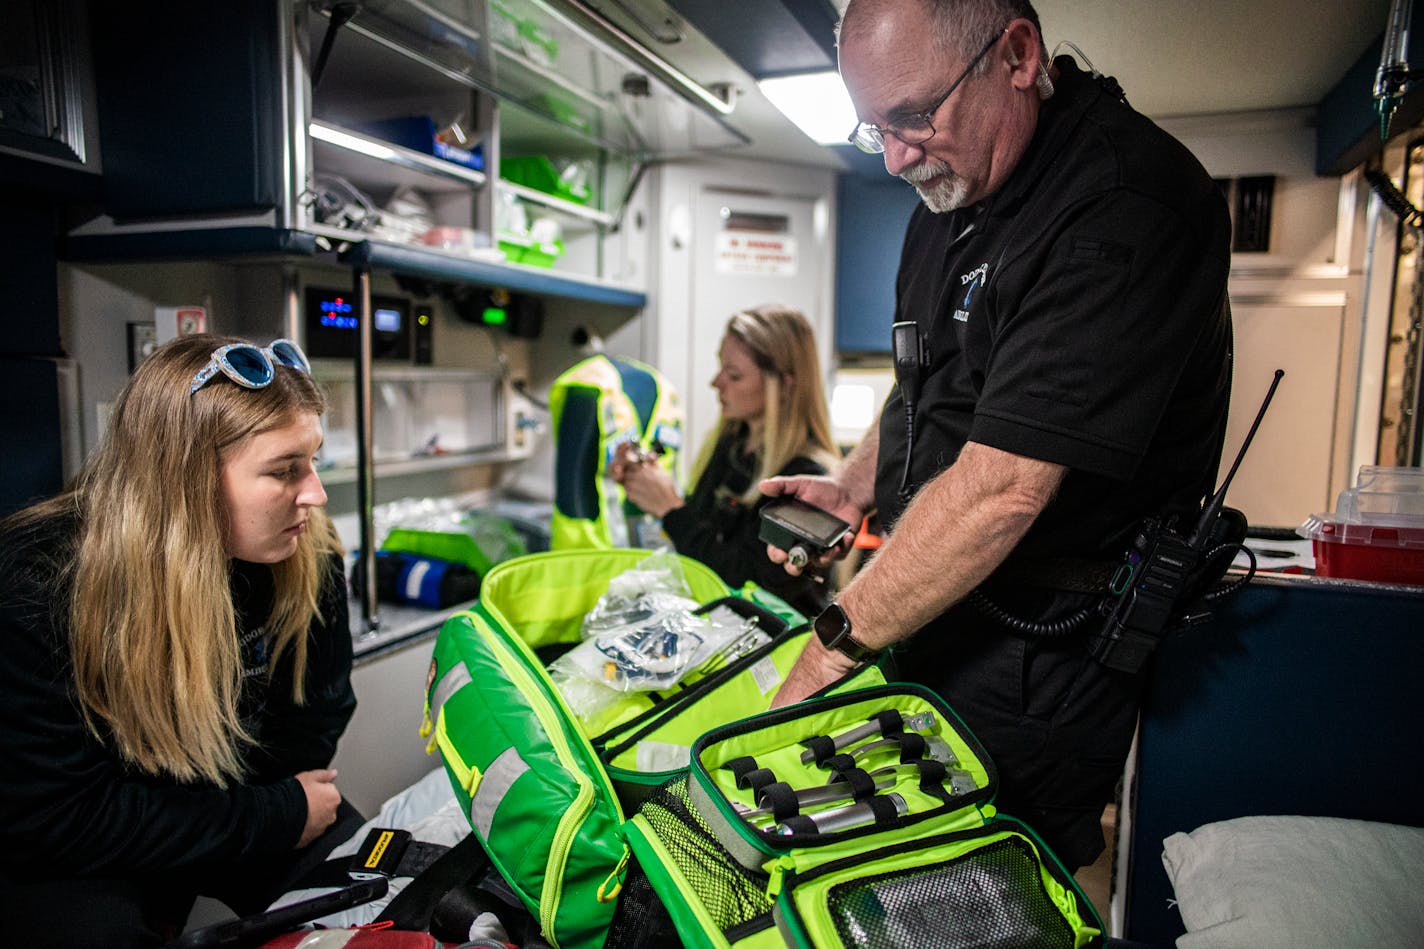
[663,431,833,618]
[0,511,356,880]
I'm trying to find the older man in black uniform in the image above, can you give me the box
[764,0,1232,871]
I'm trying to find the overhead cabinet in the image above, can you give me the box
[70,0,748,302]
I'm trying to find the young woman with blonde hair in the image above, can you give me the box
[613,304,840,615]
[0,334,359,946]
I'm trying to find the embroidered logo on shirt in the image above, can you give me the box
[954,263,989,322]
[241,624,270,679]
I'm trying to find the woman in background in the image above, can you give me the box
[0,334,360,947]
[614,304,841,617]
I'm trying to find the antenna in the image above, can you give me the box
[1190,369,1285,545]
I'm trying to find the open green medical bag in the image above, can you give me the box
[422,548,884,948]
[622,684,1105,948]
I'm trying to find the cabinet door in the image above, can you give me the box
[90,0,286,218]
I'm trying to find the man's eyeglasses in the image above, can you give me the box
[190,338,313,395]
[847,29,1005,155]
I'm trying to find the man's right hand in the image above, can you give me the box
[294,768,341,848]
[759,475,862,575]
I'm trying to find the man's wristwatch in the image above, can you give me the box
[813,602,881,665]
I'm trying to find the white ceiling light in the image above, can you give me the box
[756,71,857,146]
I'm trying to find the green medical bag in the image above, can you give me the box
[422,548,883,949]
[621,684,1105,948]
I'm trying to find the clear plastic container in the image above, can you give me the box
[1297,466,1424,585]
[1334,465,1424,524]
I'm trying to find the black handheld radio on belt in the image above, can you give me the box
[1088,369,1286,672]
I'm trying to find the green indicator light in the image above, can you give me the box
[482,307,508,326]
[417,313,430,326]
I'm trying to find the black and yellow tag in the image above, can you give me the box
[349,827,413,880]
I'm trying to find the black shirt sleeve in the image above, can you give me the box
[0,521,313,878]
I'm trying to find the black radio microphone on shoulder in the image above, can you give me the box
[891,321,929,502]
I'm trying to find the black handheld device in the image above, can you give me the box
[891,321,929,503]
[759,498,853,569]
[1089,369,1284,673]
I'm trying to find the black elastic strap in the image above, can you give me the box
[828,768,879,800]
[914,757,948,789]
[724,756,759,786]
[914,758,953,803]
[311,3,360,93]
[823,751,856,774]
[757,782,800,821]
[801,734,837,765]
[740,768,776,797]
[896,732,927,762]
[866,794,902,825]
[374,832,492,931]
[168,879,388,948]
[778,814,818,836]
[870,709,905,737]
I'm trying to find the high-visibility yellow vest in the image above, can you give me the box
[548,355,682,549]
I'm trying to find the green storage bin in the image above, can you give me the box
[498,232,565,268]
[502,155,592,205]
[381,515,527,576]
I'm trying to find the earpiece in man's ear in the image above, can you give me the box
[1036,63,1055,100]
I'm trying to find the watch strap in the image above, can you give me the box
[832,630,881,664]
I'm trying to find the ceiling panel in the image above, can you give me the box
[577,0,1401,172]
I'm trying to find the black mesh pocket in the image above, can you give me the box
[636,776,774,935]
[603,852,682,949]
[825,836,1077,949]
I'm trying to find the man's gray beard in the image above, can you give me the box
[902,161,967,213]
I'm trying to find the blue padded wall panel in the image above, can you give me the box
[834,173,920,354]
[1124,576,1424,945]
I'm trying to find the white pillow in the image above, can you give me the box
[1162,815,1424,948]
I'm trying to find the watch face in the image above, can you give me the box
[815,603,849,646]
[814,603,880,664]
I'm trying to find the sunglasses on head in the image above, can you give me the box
[189,338,313,395]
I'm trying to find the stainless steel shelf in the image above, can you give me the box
[311,120,488,193]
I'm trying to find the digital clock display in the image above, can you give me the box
[304,287,412,360]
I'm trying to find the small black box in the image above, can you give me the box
[758,498,852,559]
